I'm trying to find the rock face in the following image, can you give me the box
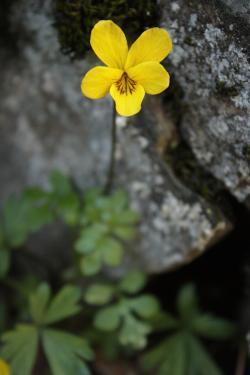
[0,0,238,273]
[159,0,250,205]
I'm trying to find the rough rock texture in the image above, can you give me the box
[159,0,250,205]
[0,0,232,273]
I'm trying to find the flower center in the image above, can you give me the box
[115,72,136,95]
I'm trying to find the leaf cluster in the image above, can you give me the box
[0,171,80,279]
[75,189,139,275]
[0,283,93,375]
[142,284,236,375]
[85,270,159,349]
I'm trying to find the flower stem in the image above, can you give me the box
[104,102,117,194]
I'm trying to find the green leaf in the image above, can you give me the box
[101,237,124,267]
[3,194,53,248]
[3,196,30,247]
[0,248,10,279]
[119,270,147,294]
[187,335,222,375]
[149,311,179,331]
[85,284,114,305]
[191,314,235,340]
[142,333,187,375]
[131,295,160,318]
[80,252,102,276]
[119,315,151,349]
[177,284,199,321]
[22,187,49,201]
[113,209,140,225]
[55,193,80,226]
[29,283,51,324]
[75,224,107,254]
[94,306,121,331]
[1,324,39,375]
[44,285,81,325]
[42,329,93,375]
[110,190,128,211]
[49,170,72,195]
[113,226,136,240]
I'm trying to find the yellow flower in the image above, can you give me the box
[81,20,172,117]
[0,359,10,375]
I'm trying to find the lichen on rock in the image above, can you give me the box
[159,0,250,205]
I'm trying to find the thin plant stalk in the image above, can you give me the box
[104,102,117,194]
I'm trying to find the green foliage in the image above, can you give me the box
[1,283,93,375]
[141,284,235,375]
[1,170,80,247]
[0,171,236,375]
[43,329,93,375]
[48,170,80,226]
[0,172,139,280]
[55,0,158,58]
[85,271,159,349]
[76,189,139,275]
[29,283,82,325]
[1,325,39,375]
[2,190,53,248]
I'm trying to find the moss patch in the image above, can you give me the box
[54,0,158,58]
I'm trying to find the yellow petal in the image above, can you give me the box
[0,359,10,375]
[125,28,172,69]
[127,62,170,95]
[110,83,145,117]
[90,20,128,69]
[81,66,123,99]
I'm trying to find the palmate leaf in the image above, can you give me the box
[29,284,82,325]
[119,314,151,349]
[142,332,187,375]
[187,335,222,375]
[142,332,223,375]
[177,284,199,321]
[79,234,124,275]
[42,329,94,375]
[29,283,51,324]
[1,324,39,375]
[44,285,82,325]
[191,313,235,340]
[149,311,179,331]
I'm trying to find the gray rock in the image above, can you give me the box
[0,0,232,273]
[159,0,250,205]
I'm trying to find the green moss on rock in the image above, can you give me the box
[54,0,158,58]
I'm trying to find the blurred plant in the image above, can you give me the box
[0,171,139,279]
[55,0,158,58]
[141,284,236,375]
[84,270,159,349]
[0,283,93,375]
[0,171,80,279]
[75,189,139,276]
